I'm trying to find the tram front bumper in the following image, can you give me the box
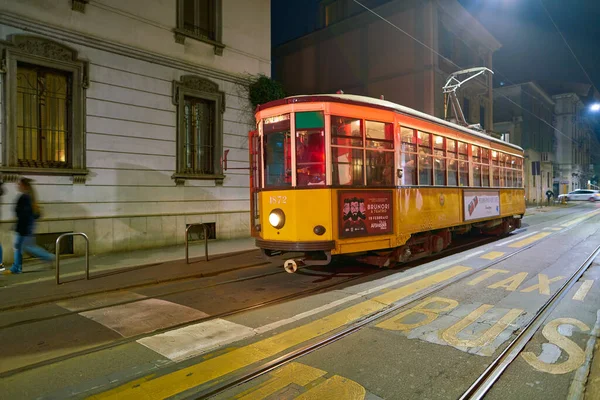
[255,239,336,252]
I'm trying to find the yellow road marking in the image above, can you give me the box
[573,280,594,301]
[442,305,523,348]
[561,210,600,228]
[520,274,565,295]
[508,232,551,248]
[488,272,529,291]
[480,251,505,260]
[91,266,471,400]
[467,269,509,286]
[376,297,458,332]
[522,318,589,374]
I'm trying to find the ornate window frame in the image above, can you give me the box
[174,0,225,56]
[1,35,89,183]
[172,75,226,185]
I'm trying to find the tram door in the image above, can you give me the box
[249,130,260,236]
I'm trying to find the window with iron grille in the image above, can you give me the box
[175,0,224,55]
[16,63,72,169]
[183,96,215,175]
[172,75,225,183]
[1,35,87,181]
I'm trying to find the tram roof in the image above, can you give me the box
[257,94,524,153]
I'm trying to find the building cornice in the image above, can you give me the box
[0,11,254,86]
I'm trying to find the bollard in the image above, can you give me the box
[56,232,90,285]
[185,223,209,264]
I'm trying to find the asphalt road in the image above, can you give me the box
[1,203,598,400]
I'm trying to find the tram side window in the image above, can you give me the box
[366,121,394,186]
[458,141,469,187]
[481,148,490,187]
[515,158,523,187]
[472,145,482,187]
[263,114,292,187]
[331,116,364,185]
[434,135,446,186]
[296,111,326,186]
[492,151,500,187]
[499,152,507,187]
[400,127,417,185]
[447,139,458,186]
[418,131,432,185]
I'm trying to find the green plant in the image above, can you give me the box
[249,75,286,109]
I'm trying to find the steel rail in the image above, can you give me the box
[0,265,382,379]
[191,210,600,400]
[460,243,600,400]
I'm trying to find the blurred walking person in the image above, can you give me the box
[10,178,54,274]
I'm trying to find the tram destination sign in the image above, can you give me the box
[338,190,393,238]
[463,190,500,221]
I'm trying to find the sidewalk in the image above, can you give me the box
[524,202,577,216]
[0,237,266,310]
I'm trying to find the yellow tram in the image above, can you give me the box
[249,94,525,272]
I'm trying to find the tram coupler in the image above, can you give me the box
[283,251,332,273]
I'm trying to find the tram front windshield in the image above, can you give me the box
[263,112,326,188]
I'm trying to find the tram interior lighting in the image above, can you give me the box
[269,209,286,229]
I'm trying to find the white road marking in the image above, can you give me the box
[494,231,539,247]
[81,299,209,338]
[136,250,484,361]
[137,319,255,362]
[56,291,147,312]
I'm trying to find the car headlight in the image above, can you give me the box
[269,209,285,229]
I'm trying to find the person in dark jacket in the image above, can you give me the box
[9,178,54,274]
[0,179,4,272]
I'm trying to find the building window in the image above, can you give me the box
[1,35,88,181]
[183,96,215,175]
[172,75,225,183]
[175,0,225,55]
[17,63,71,168]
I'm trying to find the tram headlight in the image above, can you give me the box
[268,209,286,229]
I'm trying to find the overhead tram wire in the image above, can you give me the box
[351,0,579,147]
[539,0,600,96]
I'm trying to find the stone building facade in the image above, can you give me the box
[0,0,270,261]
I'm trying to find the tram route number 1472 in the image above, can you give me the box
[270,195,287,204]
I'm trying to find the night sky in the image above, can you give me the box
[271,0,600,93]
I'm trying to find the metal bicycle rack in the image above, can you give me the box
[56,232,90,285]
[185,223,209,264]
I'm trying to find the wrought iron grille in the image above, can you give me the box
[16,63,71,168]
[183,0,216,40]
[183,96,215,175]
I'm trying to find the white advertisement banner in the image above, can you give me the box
[464,191,500,221]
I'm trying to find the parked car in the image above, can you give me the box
[557,189,600,202]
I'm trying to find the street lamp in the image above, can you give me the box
[590,103,600,112]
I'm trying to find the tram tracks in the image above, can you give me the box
[0,235,497,379]
[460,244,600,399]
[189,209,600,400]
[1,208,590,381]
